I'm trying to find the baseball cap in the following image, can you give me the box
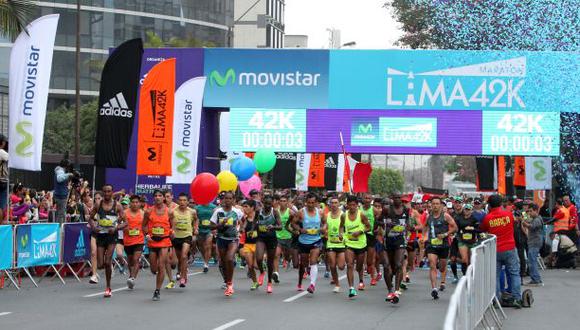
[121,197,130,205]
[249,189,260,196]
[446,201,453,209]
[453,196,464,203]
[464,203,474,210]
[474,198,482,204]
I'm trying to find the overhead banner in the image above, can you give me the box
[204,49,329,109]
[16,223,61,268]
[0,225,13,270]
[8,14,59,171]
[95,38,144,168]
[136,58,176,176]
[62,223,91,264]
[525,157,552,190]
[167,77,207,184]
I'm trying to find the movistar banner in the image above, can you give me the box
[8,14,59,171]
[329,50,579,112]
[203,49,329,109]
[16,223,61,268]
[0,225,13,270]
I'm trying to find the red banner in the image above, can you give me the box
[308,153,325,188]
[514,156,526,187]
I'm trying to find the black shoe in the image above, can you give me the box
[513,299,523,309]
[272,272,280,284]
[431,289,439,300]
[152,290,160,301]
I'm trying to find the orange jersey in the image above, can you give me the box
[147,206,172,248]
[124,209,145,246]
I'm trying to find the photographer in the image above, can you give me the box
[54,158,80,223]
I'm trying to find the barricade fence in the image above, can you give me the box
[444,235,506,330]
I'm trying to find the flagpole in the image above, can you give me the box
[339,131,352,194]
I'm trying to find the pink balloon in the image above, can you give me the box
[239,175,262,198]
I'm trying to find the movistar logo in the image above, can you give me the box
[358,123,373,134]
[210,68,236,87]
[15,121,33,157]
[176,151,191,174]
[533,160,547,180]
[20,233,29,248]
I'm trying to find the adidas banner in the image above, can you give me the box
[324,153,339,191]
[62,223,91,264]
[166,77,206,184]
[8,15,59,171]
[95,38,144,168]
[273,153,297,189]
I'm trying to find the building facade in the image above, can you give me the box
[234,0,285,48]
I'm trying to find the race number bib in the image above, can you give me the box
[128,229,140,237]
[306,228,319,235]
[176,222,189,230]
[247,231,258,238]
[329,236,342,243]
[98,219,113,227]
[462,233,473,241]
[392,225,405,233]
[258,225,268,233]
[201,220,211,226]
[152,227,165,236]
[430,238,443,246]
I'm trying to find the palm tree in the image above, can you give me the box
[0,0,36,41]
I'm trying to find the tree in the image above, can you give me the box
[368,168,405,196]
[44,100,98,156]
[0,0,36,40]
[444,156,477,183]
[143,30,217,48]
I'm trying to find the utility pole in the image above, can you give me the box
[74,0,81,166]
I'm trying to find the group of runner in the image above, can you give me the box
[86,184,483,302]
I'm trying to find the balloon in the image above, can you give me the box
[254,149,277,173]
[190,172,219,205]
[231,156,255,181]
[239,175,262,198]
[216,170,238,192]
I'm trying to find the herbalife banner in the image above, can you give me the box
[0,225,13,270]
[525,157,552,190]
[16,223,61,268]
[62,223,91,263]
[167,77,207,184]
[8,14,59,171]
[95,38,144,168]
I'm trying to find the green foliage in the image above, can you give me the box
[43,100,98,155]
[144,30,217,48]
[0,0,36,41]
[368,168,405,196]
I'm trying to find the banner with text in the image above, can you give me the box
[16,223,61,268]
[0,225,13,270]
[62,223,91,264]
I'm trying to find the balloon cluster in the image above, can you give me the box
[189,149,277,204]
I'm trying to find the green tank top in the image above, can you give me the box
[326,211,345,249]
[361,205,375,235]
[276,208,293,240]
[173,208,193,239]
[195,204,216,234]
[344,210,367,249]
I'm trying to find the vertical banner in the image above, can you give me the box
[513,156,526,187]
[8,14,59,171]
[497,156,506,195]
[16,224,61,268]
[533,190,546,207]
[324,154,339,191]
[295,153,311,191]
[336,154,346,192]
[137,58,176,176]
[166,77,207,184]
[0,225,13,270]
[476,156,495,191]
[308,153,325,188]
[62,223,91,263]
[273,153,297,189]
[95,38,144,168]
[526,157,552,190]
[353,162,372,193]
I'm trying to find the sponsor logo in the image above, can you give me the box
[358,123,373,134]
[325,156,337,169]
[210,68,236,87]
[150,90,168,139]
[147,147,157,161]
[209,68,321,87]
[175,151,191,174]
[352,119,378,142]
[15,121,33,157]
[20,233,28,249]
[276,153,296,161]
[100,92,133,118]
[381,118,437,147]
[33,231,58,260]
[74,230,86,257]
[22,45,40,117]
[533,160,547,180]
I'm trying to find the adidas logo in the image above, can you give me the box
[76,231,85,249]
[325,157,337,169]
[276,153,296,161]
[100,92,133,118]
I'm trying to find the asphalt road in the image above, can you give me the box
[0,264,454,330]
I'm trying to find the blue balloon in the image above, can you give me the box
[231,156,255,181]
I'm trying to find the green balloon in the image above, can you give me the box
[254,149,277,173]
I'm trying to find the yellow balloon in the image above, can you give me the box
[217,170,238,192]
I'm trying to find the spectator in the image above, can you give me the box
[38,198,51,221]
[480,194,522,308]
[54,158,74,223]
[522,204,544,286]
[0,134,8,213]
[552,198,570,236]
[513,203,528,279]
[472,197,487,223]
[562,195,579,244]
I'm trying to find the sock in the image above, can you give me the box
[309,265,318,286]
[461,263,467,275]
[450,262,458,278]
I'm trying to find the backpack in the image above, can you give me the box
[522,289,534,308]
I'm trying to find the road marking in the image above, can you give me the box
[284,274,347,302]
[188,271,203,276]
[212,319,245,330]
[0,312,12,317]
[83,286,129,298]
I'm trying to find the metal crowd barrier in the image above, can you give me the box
[443,235,507,330]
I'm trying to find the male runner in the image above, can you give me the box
[88,184,125,298]
[143,190,175,301]
[240,199,259,290]
[292,193,327,294]
[274,195,296,277]
[341,195,371,298]
[326,197,346,292]
[360,193,378,285]
[172,193,197,287]
[163,190,179,288]
[422,197,457,300]
[256,195,282,293]
[123,195,145,290]
[403,201,423,285]
[449,196,464,284]
[210,191,244,296]
[194,201,217,273]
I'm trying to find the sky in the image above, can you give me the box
[284,0,402,49]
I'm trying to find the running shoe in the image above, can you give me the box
[392,291,400,304]
[250,282,259,291]
[330,279,335,285]
[104,287,112,298]
[126,277,135,290]
[400,282,407,290]
[152,289,160,301]
[258,272,266,286]
[349,288,358,298]
[297,284,304,291]
[176,273,181,281]
[386,292,395,302]
[431,288,439,300]
[302,271,308,279]
[440,283,446,292]
[370,277,378,286]
[358,282,365,291]
[376,272,383,281]
[324,271,330,278]
[179,278,186,288]
[333,286,340,293]
[451,277,459,284]
[272,272,280,284]
[224,285,234,296]
[221,282,228,289]
[165,280,175,289]
[405,275,410,283]
[267,283,273,294]
[282,260,288,268]
[89,275,99,284]
[203,265,209,273]
[307,284,316,294]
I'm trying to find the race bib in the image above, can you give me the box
[306,228,319,235]
[220,217,234,226]
[128,229,140,237]
[201,220,211,226]
[152,227,165,236]
[462,233,473,241]
[176,222,189,230]
[329,236,342,243]
[392,225,405,233]
[247,231,257,238]
[258,225,268,232]
[348,234,359,241]
[98,219,113,227]
[431,238,443,246]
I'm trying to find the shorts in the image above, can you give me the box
[326,247,345,253]
[426,246,450,259]
[458,240,477,249]
[298,240,322,254]
[217,237,238,250]
[365,233,377,249]
[257,236,278,250]
[96,233,116,248]
[172,236,193,250]
[346,247,367,256]
[375,241,384,253]
[149,246,170,254]
[148,236,172,249]
[385,236,407,251]
[116,238,124,245]
[291,236,300,249]
[450,238,460,258]
[124,244,143,256]
[241,243,256,255]
[278,238,293,249]
[406,240,419,252]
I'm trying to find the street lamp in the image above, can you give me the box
[340,41,356,48]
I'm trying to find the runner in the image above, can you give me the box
[88,184,125,298]
[163,190,178,288]
[422,197,457,300]
[210,191,244,296]
[326,197,346,293]
[402,201,422,286]
[275,195,297,274]
[172,193,197,288]
[88,191,102,284]
[449,196,464,284]
[456,203,480,268]
[240,199,259,290]
[142,190,175,301]
[360,193,378,285]
[123,195,145,290]
[292,193,327,294]
[194,201,217,273]
[341,195,371,298]
[256,195,282,294]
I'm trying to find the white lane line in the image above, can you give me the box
[83,286,129,298]
[283,274,347,302]
[188,271,203,276]
[212,319,245,330]
[0,312,12,317]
